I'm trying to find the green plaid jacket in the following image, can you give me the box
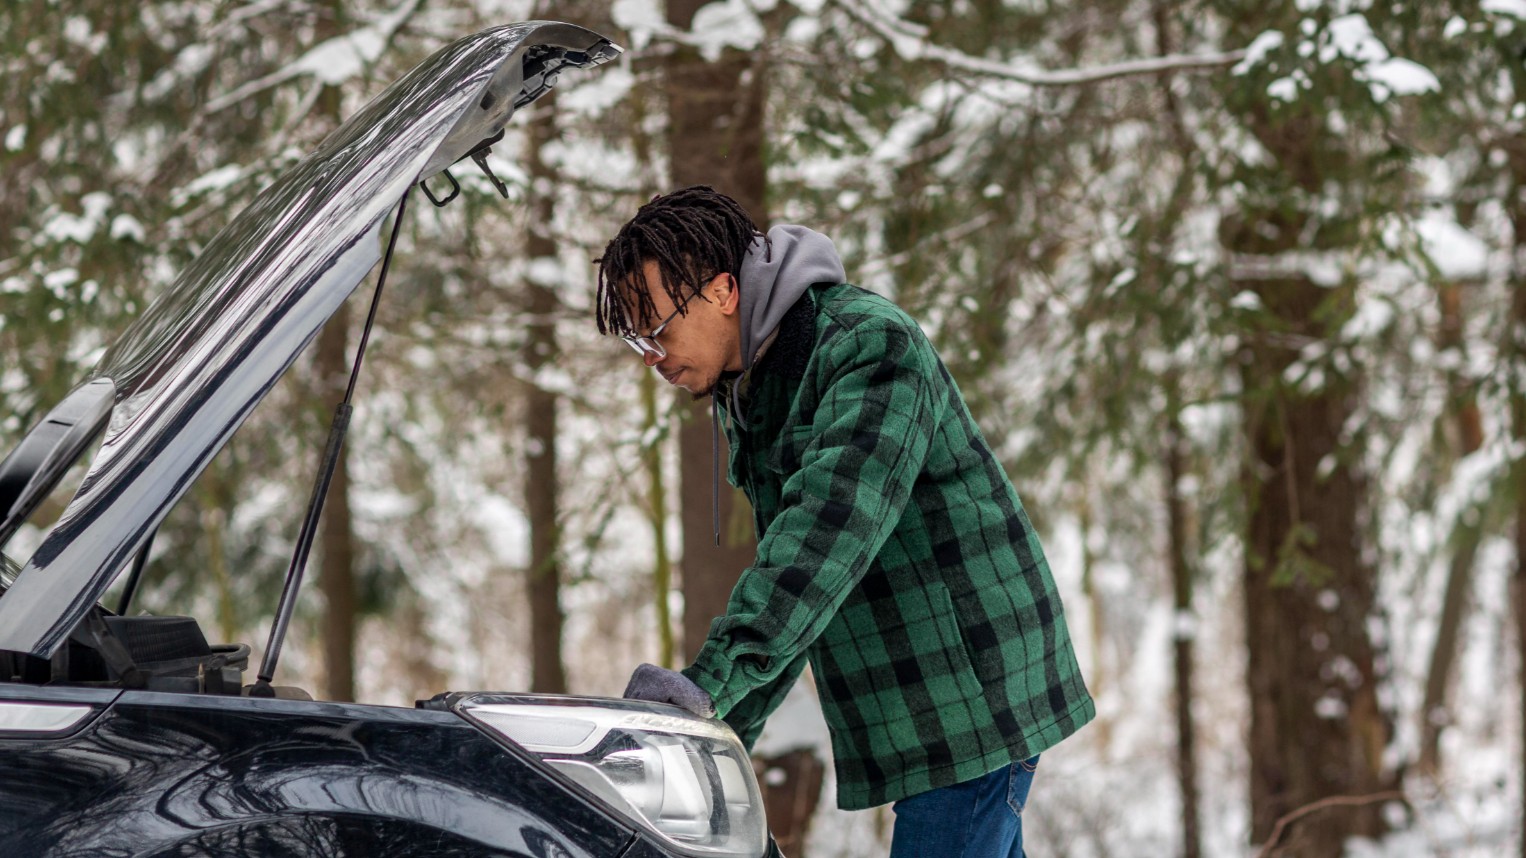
[682,282,1094,810]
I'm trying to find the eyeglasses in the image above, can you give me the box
[622,295,694,362]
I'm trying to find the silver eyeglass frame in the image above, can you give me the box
[621,303,686,361]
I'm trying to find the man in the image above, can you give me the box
[595,186,1093,857]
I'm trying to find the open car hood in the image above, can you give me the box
[0,22,619,657]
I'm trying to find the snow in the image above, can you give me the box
[1300,14,1442,102]
[531,366,579,399]
[1415,156,1456,198]
[1315,695,1348,719]
[1230,290,1263,311]
[525,256,565,288]
[1318,589,1341,611]
[62,16,105,53]
[297,38,368,86]
[143,43,215,102]
[42,214,96,245]
[559,66,634,117]
[1230,249,1348,286]
[1416,211,1489,280]
[40,192,113,245]
[7,6,1521,857]
[1483,0,1526,18]
[1105,267,1137,296]
[752,670,832,757]
[110,213,145,243]
[612,0,664,50]
[42,268,78,297]
[204,0,420,111]
[1232,30,1283,75]
[783,15,821,44]
[1360,58,1441,101]
[179,164,244,199]
[873,111,936,164]
[1324,14,1389,64]
[1436,447,1511,535]
[691,0,765,60]
[352,488,419,519]
[1341,294,1395,340]
[1233,14,1439,104]
[1267,76,1300,101]
[1172,609,1197,641]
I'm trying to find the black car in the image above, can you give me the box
[0,21,779,858]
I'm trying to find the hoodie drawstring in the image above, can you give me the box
[712,394,720,547]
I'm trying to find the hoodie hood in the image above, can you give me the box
[737,225,845,371]
[711,225,844,545]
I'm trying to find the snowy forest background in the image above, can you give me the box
[1,0,1523,855]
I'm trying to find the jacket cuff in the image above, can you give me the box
[682,644,743,718]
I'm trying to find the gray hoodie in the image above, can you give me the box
[737,225,846,372]
[708,225,846,545]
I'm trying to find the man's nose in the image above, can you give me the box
[642,349,664,367]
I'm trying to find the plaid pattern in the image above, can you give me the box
[682,283,1094,810]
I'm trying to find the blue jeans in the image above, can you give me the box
[889,756,1039,858]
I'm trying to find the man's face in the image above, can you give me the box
[622,259,742,398]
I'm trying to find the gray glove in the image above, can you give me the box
[622,663,716,718]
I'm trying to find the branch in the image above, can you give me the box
[204,0,422,114]
[1255,791,1406,858]
[834,0,1247,87]
[875,211,997,270]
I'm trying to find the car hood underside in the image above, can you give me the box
[0,22,619,658]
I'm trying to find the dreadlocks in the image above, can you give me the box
[595,186,768,336]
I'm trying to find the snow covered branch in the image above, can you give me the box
[835,0,1248,86]
[204,0,422,114]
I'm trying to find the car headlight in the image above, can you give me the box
[455,694,768,858]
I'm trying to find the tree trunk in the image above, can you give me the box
[1232,265,1393,856]
[754,749,826,857]
[1516,515,1526,858]
[1077,495,1111,751]
[524,93,567,694]
[1218,30,1399,843]
[1417,280,1485,777]
[663,0,768,664]
[663,4,822,852]
[640,368,677,668]
[313,0,356,702]
[315,302,357,702]
[1166,381,1201,858]
[1506,147,1526,858]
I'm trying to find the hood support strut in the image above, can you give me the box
[250,186,412,697]
[114,528,155,616]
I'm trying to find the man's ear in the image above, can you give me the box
[712,272,741,315]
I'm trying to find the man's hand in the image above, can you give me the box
[622,663,716,718]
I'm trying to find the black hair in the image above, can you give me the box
[595,185,768,336]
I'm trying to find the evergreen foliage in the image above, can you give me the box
[1,0,1521,852]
